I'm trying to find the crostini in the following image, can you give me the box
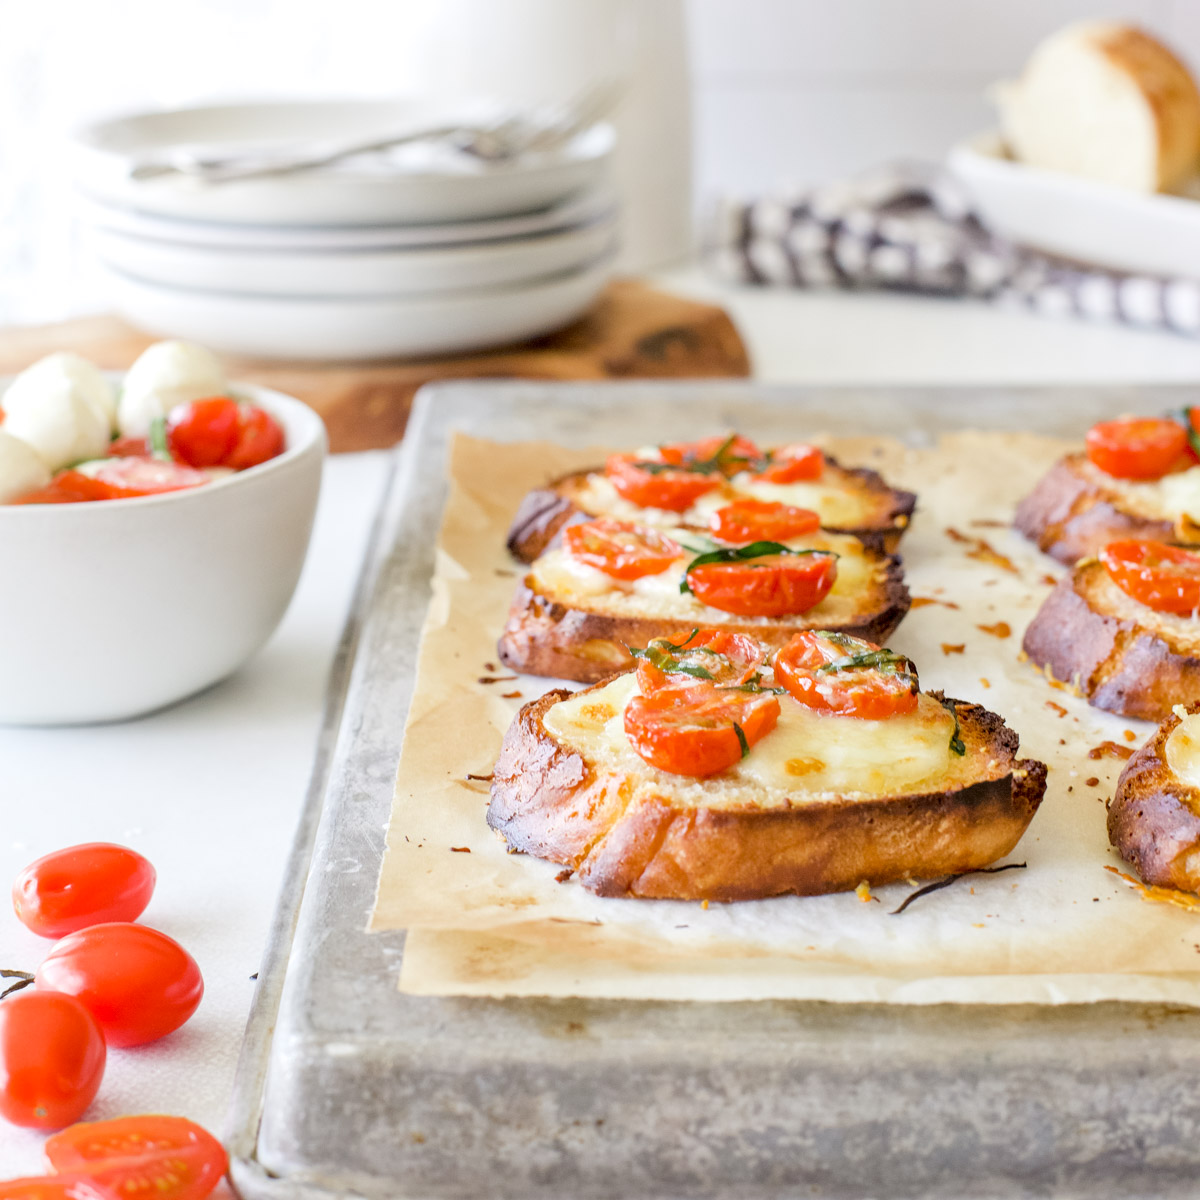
[498,505,910,682]
[1022,539,1200,721]
[1110,703,1200,894]
[489,629,1047,901]
[507,433,916,563]
[1015,414,1200,564]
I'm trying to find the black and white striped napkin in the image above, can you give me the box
[704,163,1200,337]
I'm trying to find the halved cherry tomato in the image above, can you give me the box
[635,629,766,694]
[0,1178,118,1200]
[755,443,824,484]
[709,499,820,544]
[774,631,918,719]
[10,460,207,505]
[562,518,682,580]
[658,434,762,475]
[35,923,203,1048]
[225,404,285,470]
[624,683,780,777]
[9,474,115,505]
[687,551,837,617]
[167,397,285,471]
[45,1115,228,1200]
[105,437,148,459]
[14,844,156,939]
[0,990,105,1130]
[1085,417,1189,480]
[605,454,722,512]
[1100,539,1200,614]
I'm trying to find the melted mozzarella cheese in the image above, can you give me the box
[1158,467,1200,524]
[1166,712,1200,791]
[544,673,958,800]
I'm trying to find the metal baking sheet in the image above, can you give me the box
[227,381,1200,1200]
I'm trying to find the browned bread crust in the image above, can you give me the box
[1014,452,1185,565]
[498,555,911,683]
[1109,704,1200,893]
[488,685,1047,901]
[1022,558,1200,721]
[506,458,917,563]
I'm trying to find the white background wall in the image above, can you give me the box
[4,0,1200,323]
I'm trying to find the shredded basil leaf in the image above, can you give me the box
[815,648,915,677]
[732,721,750,759]
[628,643,715,680]
[1176,407,1200,460]
[939,697,967,756]
[632,433,759,479]
[148,417,171,462]
[679,542,837,594]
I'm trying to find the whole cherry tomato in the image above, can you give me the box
[0,990,105,1130]
[774,631,919,719]
[709,499,821,544]
[634,629,766,694]
[0,1178,118,1200]
[624,682,779,777]
[35,924,203,1048]
[45,1115,227,1200]
[167,397,284,471]
[1100,539,1200,614]
[1085,417,1189,480]
[13,844,156,939]
[562,518,682,580]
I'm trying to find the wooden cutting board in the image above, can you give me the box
[0,280,750,453]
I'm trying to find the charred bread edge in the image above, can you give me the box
[1110,703,1200,893]
[488,683,1048,901]
[497,556,912,684]
[1022,562,1200,722]
[1014,454,1182,566]
[506,459,918,563]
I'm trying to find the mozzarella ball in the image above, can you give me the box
[0,432,51,503]
[118,341,228,437]
[2,377,111,472]
[4,352,117,431]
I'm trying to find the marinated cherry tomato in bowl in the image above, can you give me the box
[1100,539,1200,614]
[774,631,918,719]
[45,1115,227,1200]
[0,1177,118,1200]
[754,443,824,483]
[624,683,780,777]
[562,518,682,580]
[0,990,105,1130]
[709,499,820,544]
[167,396,284,471]
[684,545,838,617]
[1085,417,1189,480]
[13,843,155,939]
[10,459,207,505]
[35,923,203,1048]
[634,629,766,694]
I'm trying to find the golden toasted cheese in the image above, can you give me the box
[1166,710,1200,791]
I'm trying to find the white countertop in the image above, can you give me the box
[0,278,1197,1181]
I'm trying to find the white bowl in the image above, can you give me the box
[98,250,615,360]
[948,130,1200,277]
[74,99,615,227]
[85,212,617,297]
[0,383,326,725]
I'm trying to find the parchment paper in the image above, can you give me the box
[371,433,1200,1003]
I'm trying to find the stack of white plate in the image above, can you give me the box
[72,100,618,360]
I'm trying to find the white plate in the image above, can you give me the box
[74,99,615,227]
[86,215,618,298]
[948,131,1200,278]
[98,253,615,360]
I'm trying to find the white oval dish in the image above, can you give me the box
[0,382,326,725]
[98,250,615,360]
[74,99,615,227]
[86,213,617,297]
[948,131,1200,278]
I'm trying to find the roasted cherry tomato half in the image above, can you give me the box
[1085,417,1189,480]
[167,397,285,471]
[624,683,780,777]
[605,453,722,512]
[1100,539,1200,614]
[754,443,824,484]
[36,923,203,1048]
[658,434,762,476]
[687,551,837,617]
[634,629,766,694]
[709,499,820,544]
[45,1115,228,1200]
[774,631,919,719]
[0,1178,118,1200]
[14,843,156,939]
[0,990,105,1130]
[562,518,682,580]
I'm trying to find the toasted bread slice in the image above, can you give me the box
[1015,452,1200,565]
[1022,557,1200,720]
[498,528,909,682]
[488,674,1046,901]
[507,457,916,563]
[1110,704,1200,893]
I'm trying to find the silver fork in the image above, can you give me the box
[126,80,622,185]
